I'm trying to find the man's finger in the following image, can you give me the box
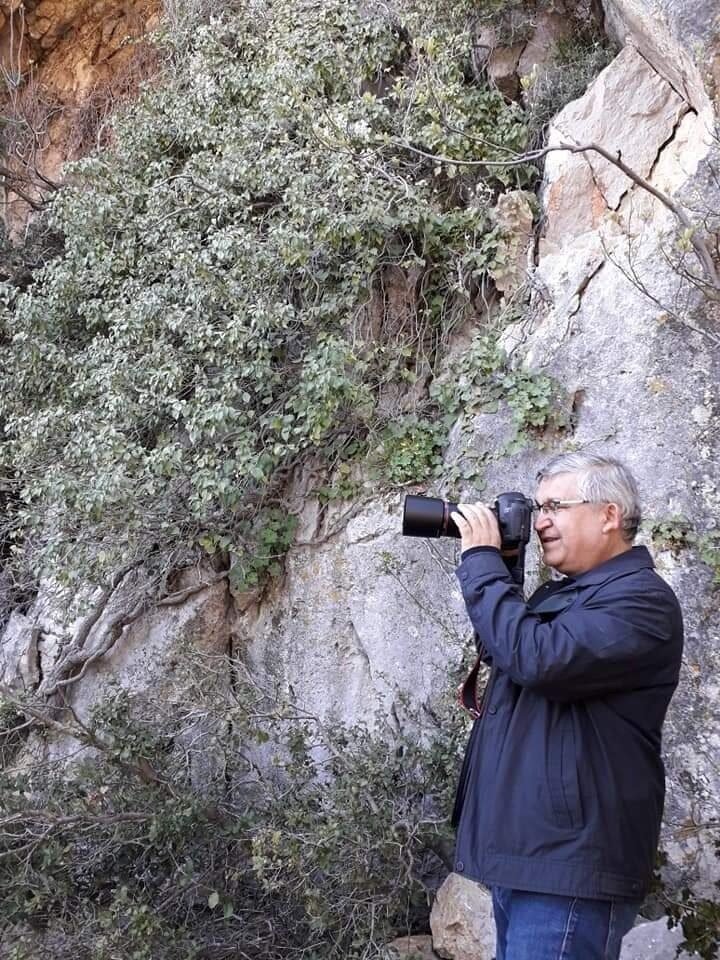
[459,503,493,527]
[451,510,470,529]
[475,503,500,525]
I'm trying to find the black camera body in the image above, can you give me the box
[402,492,534,585]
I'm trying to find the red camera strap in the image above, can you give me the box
[456,651,486,720]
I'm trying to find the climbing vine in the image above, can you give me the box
[0,0,542,593]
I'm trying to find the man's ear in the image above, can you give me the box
[601,502,622,534]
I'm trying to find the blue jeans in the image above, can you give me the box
[492,887,641,960]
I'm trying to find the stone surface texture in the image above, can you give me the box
[1,0,720,938]
[0,0,161,228]
[517,10,575,79]
[542,44,689,245]
[385,934,441,960]
[474,6,577,99]
[0,610,39,690]
[620,918,697,959]
[491,189,535,297]
[429,873,495,960]
[0,0,161,98]
[236,497,472,727]
[602,0,720,109]
[0,570,232,774]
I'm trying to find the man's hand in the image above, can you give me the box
[451,503,502,554]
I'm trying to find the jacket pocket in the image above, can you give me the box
[548,715,583,831]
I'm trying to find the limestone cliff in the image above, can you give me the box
[1,0,720,957]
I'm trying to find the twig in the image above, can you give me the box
[391,136,720,290]
[156,571,228,607]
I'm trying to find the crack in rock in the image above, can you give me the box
[569,258,606,317]
[349,622,374,684]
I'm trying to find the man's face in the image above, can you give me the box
[534,471,617,576]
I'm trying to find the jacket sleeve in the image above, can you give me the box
[456,550,682,701]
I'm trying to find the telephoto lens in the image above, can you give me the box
[402,492,535,547]
[402,495,461,539]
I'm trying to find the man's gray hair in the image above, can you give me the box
[536,453,641,542]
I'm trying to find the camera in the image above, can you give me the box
[402,492,535,585]
[402,492,534,547]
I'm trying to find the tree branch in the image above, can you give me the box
[156,571,228,608]
[391,136,720,290]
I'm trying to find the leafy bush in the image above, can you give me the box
[375,417,447,485]
[429,330,569,440]
[666,881,720,960]
[0,0,542,590]
[0,668,468,959]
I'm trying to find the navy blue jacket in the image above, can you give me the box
[452,545,683,901]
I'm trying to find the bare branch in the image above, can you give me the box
[391,136,720,290]
[47,594,148,696]
[0,809,151,829]
[156,571,228,607]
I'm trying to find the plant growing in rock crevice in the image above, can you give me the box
[430,330,570,445]
[649,516,720,585]
[0,0,548,599]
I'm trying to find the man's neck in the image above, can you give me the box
[567,542,633,577]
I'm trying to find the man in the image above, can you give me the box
[449,453,683,960]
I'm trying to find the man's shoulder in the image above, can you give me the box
[580,557,683,622]
[577,547,671,592]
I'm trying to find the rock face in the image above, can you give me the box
[602,0,720,109]
[474,25,525,99]
[0,0,161,228]
[473,4,580,99]
[0,0,161,99]
[1,0,720,940]
[542,44,690,245]
[237,498,472,726]
[236,0,720,921]
[517,9,574,80]
[0,610,39,690]
[0,570,232,775]
[385,934,441,960]
[491,190,535,297]
[620,917,698,959]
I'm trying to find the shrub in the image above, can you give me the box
[0,668,469,959]
[429,329,569,442]
[0,0,540,589]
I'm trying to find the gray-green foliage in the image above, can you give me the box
[0,670,468,960]
[0,0,537,588]
[430,331,569,437]
[649,516,720,585]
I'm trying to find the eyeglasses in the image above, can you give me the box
[533,498,591,516]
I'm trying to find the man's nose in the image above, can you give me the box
[534,511,552,533]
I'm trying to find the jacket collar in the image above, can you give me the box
[564,545,654,588]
